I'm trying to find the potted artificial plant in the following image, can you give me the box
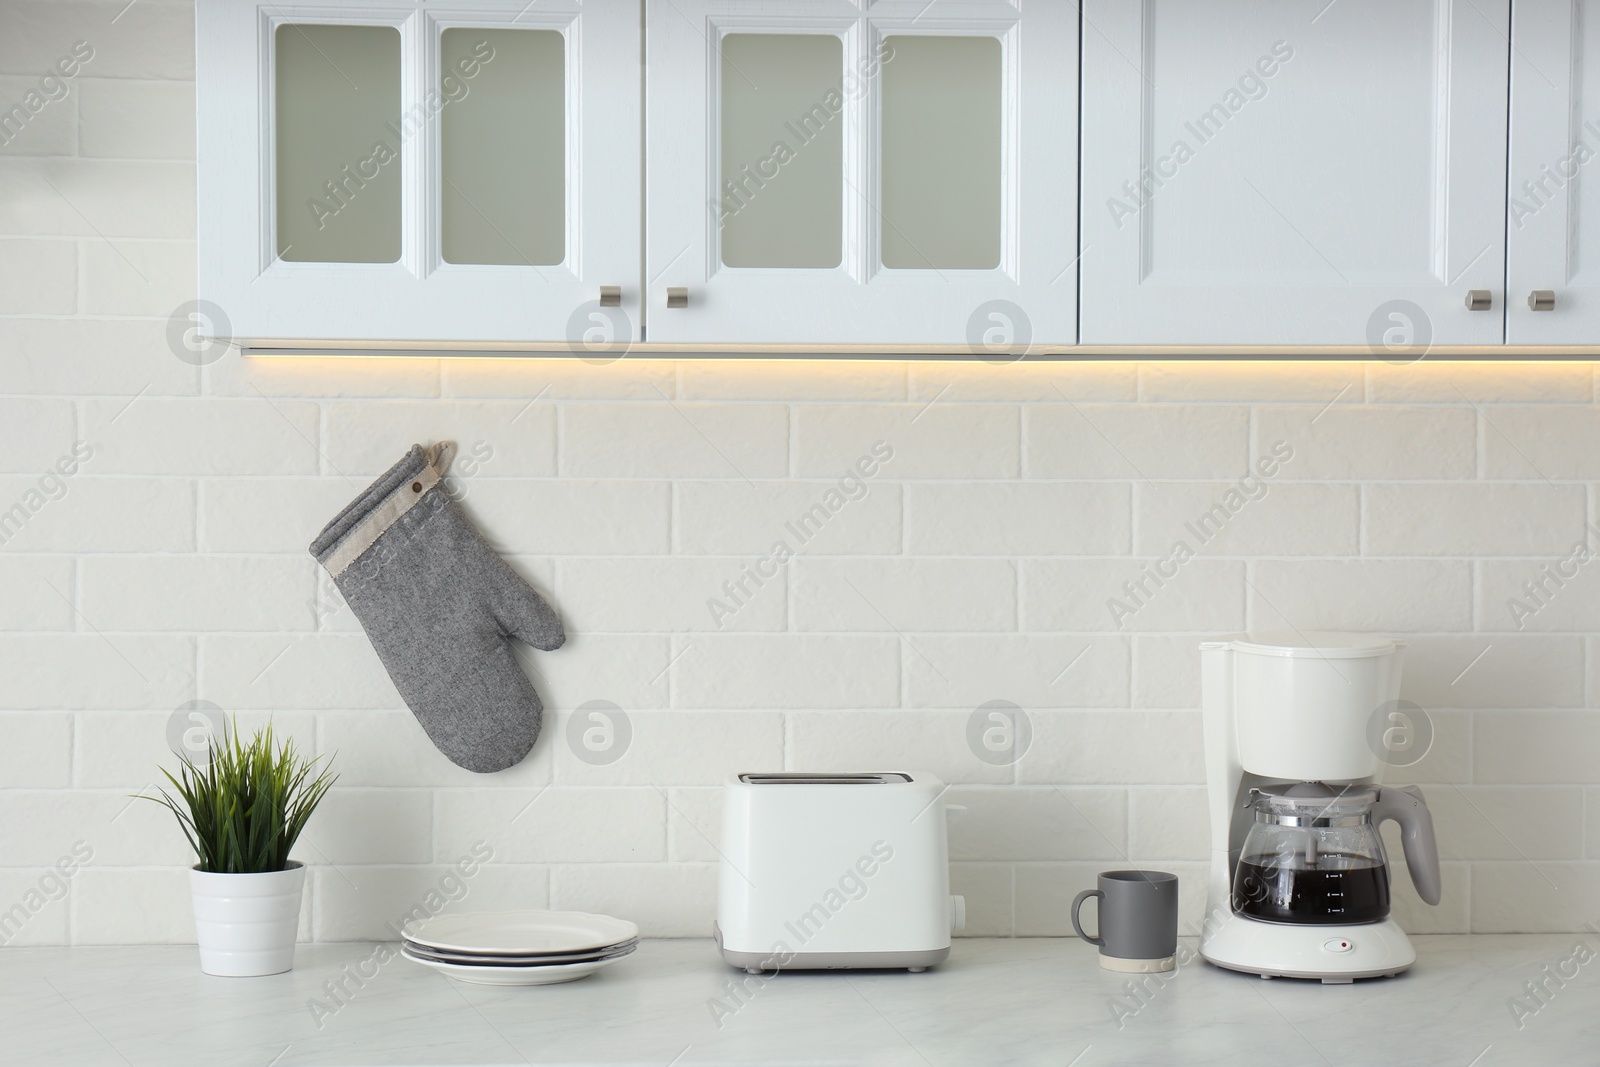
[144,723,335,977]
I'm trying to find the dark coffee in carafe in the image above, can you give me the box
[1233,857,1391,925]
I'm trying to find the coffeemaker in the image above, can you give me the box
[1199,632,1441,983]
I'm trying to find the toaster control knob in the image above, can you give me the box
[950,895,967,935]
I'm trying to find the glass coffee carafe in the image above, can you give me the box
[1232,783,1392,925]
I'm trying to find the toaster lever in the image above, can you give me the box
[950,895,966,935]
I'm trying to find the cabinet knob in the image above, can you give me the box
[1465,290,1492,311]
[599,285,621,307]
[1529,290,1556,311]
[666,287,688,309]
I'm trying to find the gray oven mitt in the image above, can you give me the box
[309,442,564,773]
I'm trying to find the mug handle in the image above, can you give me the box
[1071,889,1105,946]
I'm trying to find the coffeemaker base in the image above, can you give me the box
[1200,913,1417,983]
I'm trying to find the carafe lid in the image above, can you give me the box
[1202,631,1401,659]
[1253,781,1377,815]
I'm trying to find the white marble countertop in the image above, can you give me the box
[7,936,1593,1066]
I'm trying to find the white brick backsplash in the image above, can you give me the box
[530,634,670,713]
[674,635,900,709]
[84,397,318,474]
[908,361,1138,402]
[0,160,194,238]
[1367,361,1594,403]
[72,710,180,788]
[71,868,196,945]
[1136,482,1358,556]
[299,790,433,866]
[0,791,188,867]
[1248,559,1474,632]
[1026,405,1248,479]
[324,402,555,477]
[1140,361,1365,403]
[80,556,313,632]
[1478,559,1600,632]
[310,862,536,942]
[1482,406,1600,480]
[1427,786,1582,860]
[904,635,1130,709]
[0,712,70,786]
[909,482,1130,556]
[796,404,1018,478]
[0,238,73,312]
[549,863,717,937]
[1255,406,1476,480]
[199,477,356,554]
[1019,711,1205,784]
[947,786,1126,861]
[1387,857,1468,934]
[1475,712,1600,784]
[1471,864,1600,932]
[1366,483,1586,557]
[0,2,194,80]
[80,239,194,317]
[792,558,1017,632]
[442,358,677,400]
[675,480,902,556]
[1129,786,1209,861]
[1,634,193,709]
[561,557,785,632]
[949,862,1013,935]
[0,477,194,552]
[0,398,75,472]
[1132,635,1201,709]
[0,555,71,630]
[466,480,671,555]
[785,710,1011,784]
[78,78,193,159]
[199,634,399,710]
[317,710,553,789]
[0,869,72,945]
[678,360,906,400]
[550,710,783,786]
[0,77,75,156]
[0,318,198,395]
[434,787,665,863]
[563,403,787,478]
[666,786,721,862]
[1400,636,1585,709]
[1023,559,1245,633]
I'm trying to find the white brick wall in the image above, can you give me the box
[0,0,1596,946]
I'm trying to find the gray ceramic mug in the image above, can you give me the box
[1071,870,1179,973]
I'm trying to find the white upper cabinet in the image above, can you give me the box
[1079,0,1511,348]
[197,0,639,349]
[644,0,1078,349]
[1507,0,1600,345]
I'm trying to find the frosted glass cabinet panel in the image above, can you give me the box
[1506,1,1600,344]
[1079,0,1510,347]
[647,0,1078,347]
[440,27,565,267]
[199,0,639,347]
[274,24,401,264]
[719,34,844,269]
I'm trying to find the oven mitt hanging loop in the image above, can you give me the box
[309,442,564,773]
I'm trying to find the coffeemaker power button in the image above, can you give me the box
[1323,939,1354,953]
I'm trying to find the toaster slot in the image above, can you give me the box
[737,773,912,785]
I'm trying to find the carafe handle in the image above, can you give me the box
[1373,786,1442,906]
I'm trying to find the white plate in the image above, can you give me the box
[401,939,638,967]
[400,944,630,986]
[401,910,639,956]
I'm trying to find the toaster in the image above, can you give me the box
[715,771,964,973]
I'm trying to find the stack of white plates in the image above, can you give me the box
[400,910,639,986]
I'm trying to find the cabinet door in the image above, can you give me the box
[645,0,1077,349]
[198,0,638,348]
[1080,0,1509,348]
[1507,1,1600,345]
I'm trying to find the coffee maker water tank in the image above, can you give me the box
[1212,632,1405,782]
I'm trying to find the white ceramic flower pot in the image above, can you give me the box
[189,862,306,977]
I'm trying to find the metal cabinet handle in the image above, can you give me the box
[666,287,688,309]
[1529,290,1556,311]
[599,286,621,307]
[1465,290,1492,311]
